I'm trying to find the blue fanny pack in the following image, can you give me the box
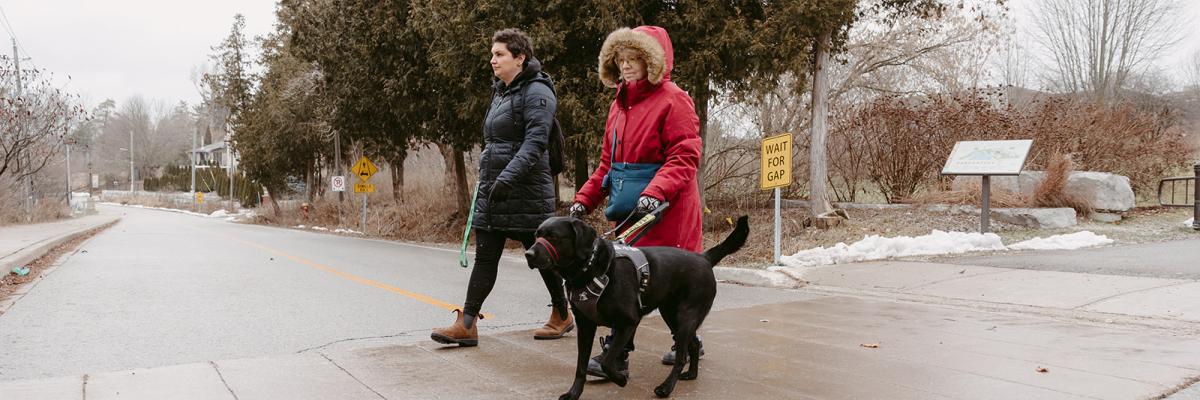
[601,127,661,221]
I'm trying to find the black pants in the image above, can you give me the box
[463,229,567,318]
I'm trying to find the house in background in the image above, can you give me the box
[187,140,237,169]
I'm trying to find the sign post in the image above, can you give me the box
[351,156,378,233]
[941,140,1033,233]
[760,133,793,265]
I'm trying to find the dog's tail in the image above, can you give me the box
[703,216,749,267]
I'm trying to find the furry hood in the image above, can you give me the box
[598,26,674,88]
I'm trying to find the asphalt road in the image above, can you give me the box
[0,205,803,381]
[937,238,1200,279]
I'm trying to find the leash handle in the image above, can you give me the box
[459,183,481,268]
[616,201,669,244]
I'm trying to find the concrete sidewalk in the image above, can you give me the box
[783,260,1200,324]
[0,214,121,273]
[3,291,1199,399]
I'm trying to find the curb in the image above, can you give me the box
[0,217,120,314]
[713,266,806,289]
[0,217,120,273]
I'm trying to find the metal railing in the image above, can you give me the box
[1158,163,1199,230]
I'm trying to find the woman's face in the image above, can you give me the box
[491,42,524,84]
[616,48,647,82]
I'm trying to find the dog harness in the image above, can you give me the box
[566,242,652,325]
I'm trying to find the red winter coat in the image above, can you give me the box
[574,26,703,252]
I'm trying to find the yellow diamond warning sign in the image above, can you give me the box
[352,156,378,182]
[760,133,792,190]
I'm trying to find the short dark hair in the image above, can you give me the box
[492,28,534,66]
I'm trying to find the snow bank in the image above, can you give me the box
[782,230,1112,268]
[782,231,1005,268]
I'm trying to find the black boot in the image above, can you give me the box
[661,335,705,365]
[586,335,629,378]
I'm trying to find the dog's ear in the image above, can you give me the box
[571,218,596,263]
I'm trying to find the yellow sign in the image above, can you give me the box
[352,156,378,182]
[760,133,792,190]
[354,183,375,193]
[196,192,204,203]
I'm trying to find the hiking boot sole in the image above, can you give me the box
[431,333,478,347]
[533,323,575,340]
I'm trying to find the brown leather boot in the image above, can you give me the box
[431,309,479,346]
[533,307,574,340]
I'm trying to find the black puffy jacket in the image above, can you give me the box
[472,58,557,232]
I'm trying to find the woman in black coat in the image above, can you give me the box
[431,28,572,347]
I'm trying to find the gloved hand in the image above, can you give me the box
[489,180,512,203]
[568,202,587,218]
[636,195,662,215]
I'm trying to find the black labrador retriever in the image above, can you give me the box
[525,216,749,399]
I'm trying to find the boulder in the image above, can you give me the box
[990,208,1077,229]
[1090,212,1122,223]
[953,171,1134,211]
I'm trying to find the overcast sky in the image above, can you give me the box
[2,1,1198,112]
[1,0,276,109]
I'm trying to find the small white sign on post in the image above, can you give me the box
[331,176,346,192]
[941,140,1033,233]
[942,140,1033,176]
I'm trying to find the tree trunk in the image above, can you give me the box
[573,142,588,193]
[266,186,282,218]
[452,146,470,219]
[305,161,315,202]
[809,30,833,218]
[694,80,710,214]
[390,154,406,204]
[438,142,456,194]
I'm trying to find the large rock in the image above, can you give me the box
[953,171,1134,211]
[990,207,1077,229]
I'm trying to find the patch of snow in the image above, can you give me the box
[333,228,363,235]
[1008,231,1112,250]
[781,230,1006,268]
[311,226,329,231]
[209,209,230,218]
[1187,218,1195,227]
[782,230,1115,268]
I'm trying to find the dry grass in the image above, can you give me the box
[911,185,1029,208]
[1032,153,1093,216]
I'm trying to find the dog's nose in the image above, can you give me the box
[524,248,538,267]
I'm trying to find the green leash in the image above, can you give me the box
[459,183,480,268]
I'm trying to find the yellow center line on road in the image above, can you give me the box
[234,239,491,319]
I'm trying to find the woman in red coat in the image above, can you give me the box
[568,25,705,378]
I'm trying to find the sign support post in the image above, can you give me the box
[351,156,378,234]
[760,133,793,265]
[940,140,1033,234]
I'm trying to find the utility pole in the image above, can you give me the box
[227,138,235,212]
[65,139,74,203]
[13,39,32,221]
[129,130,135,192]
[190,125,198,212]
[334,129,343,203]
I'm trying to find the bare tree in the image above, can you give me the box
[1,56,87,184]
[1030,0,1183,101]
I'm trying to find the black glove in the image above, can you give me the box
[568,202,587,218]
[636,195,661,215]
[489,180,512,203]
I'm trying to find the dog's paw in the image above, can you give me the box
[558,393,578,400]
[654,384,674,398]
[679,369,698,380]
